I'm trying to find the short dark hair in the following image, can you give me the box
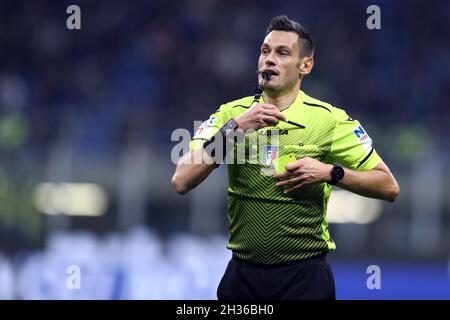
[266,15,315,57]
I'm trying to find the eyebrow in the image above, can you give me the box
[261,44,292,52]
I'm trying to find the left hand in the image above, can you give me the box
[272,157,333,194]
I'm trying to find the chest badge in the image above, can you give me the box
[262,146,279,166]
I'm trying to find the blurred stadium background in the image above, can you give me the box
[0,0,449,299]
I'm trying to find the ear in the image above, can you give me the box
[299,56,314,76]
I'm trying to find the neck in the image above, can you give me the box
[263,81,302,111]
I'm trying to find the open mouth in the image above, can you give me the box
[260,69,279,81]
[263,69,279,77]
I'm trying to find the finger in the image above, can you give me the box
[261,103,278,110]
[274,168,301,180]
[275,175,305,187]
[272,172,285,179]
[272,171,296,180]
[261,104,286,120]
[260,115,279,126]
[285,161,301,172]
[261,109,286,121]
[284,181,308,194]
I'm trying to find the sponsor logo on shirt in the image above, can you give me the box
[259,129,289,136]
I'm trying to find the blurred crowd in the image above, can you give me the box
[1,227,448,299]
[1,0,449,152]
[0,227,230,299]
[0,0,449,261]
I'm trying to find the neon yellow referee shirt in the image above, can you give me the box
[190,90,381,264]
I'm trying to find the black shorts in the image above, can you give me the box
[217,253,336,300]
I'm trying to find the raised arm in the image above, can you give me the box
[171,103,286,194]
[171,147,216,195]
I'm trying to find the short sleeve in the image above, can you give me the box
[325,109,382,171]
[189,106,226,151]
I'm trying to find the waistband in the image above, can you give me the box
[231,252,327,269]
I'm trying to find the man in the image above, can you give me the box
[171,15,399,300]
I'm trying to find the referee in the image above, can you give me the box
[172,15,400,300]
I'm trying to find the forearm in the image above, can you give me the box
[172,118,242,195]
[331,163,400,202]
[171,148,216,195]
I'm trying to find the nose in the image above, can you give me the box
[264,51,276,67]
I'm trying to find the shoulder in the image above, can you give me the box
[199,96,254,126]
[302,91,351,122]
[217,95,255,113]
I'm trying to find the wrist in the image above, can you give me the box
[220,118,239,135]
[203,118,241,169]
[234,117,246,131]
[323,164,334,183]
[234,117,242,130]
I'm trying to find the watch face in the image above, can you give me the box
[333,166,344,179]
[330,166,344,185]
[225,119,237,130]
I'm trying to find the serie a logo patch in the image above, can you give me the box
[195,116,218,137]
[353,124,373,151]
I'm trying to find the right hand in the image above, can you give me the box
[235,103,286,131]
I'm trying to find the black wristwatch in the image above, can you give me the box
[203,119,240,168]
[330,165,345,185]
[220,118,239,135]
